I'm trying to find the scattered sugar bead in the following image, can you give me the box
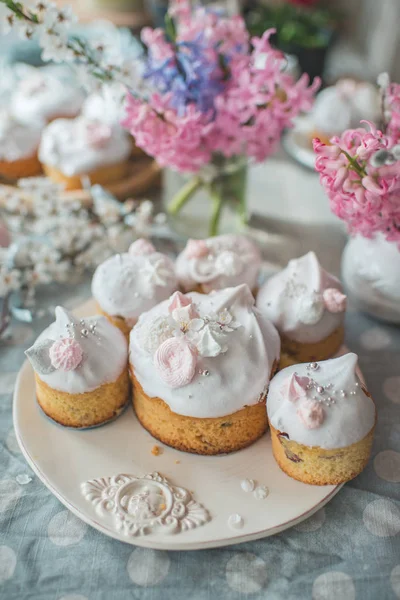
[228,514,244,530]
[254,485,269,500]
[81,328,89,337]
[316,386,324,394]
[340,390,346,397]
[241,479,255,493]
[16,474,32,485]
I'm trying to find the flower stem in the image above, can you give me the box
[167,176,202,216]
[208,184,223,236]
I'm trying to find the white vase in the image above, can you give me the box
[341,233,400,323]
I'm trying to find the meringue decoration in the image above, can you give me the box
[130,285,280,418]
[26,306,128,394]
[297,292,324,325]
[267,353,376,449]
[185,239,209,259]
[176,234,261,293]
[154,338,197,388]
[168,291,196,317]
[323,288,347,313]
[297,400,325,429]
[286,373,310,403]
[85,121,112,149]
[49,338,84,371]
[129,238,156,256]
[257,252,345,344]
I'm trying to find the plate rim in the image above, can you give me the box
[13,299,343,551]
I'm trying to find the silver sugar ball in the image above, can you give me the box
[316,385,324,394]
[81,328,89,337]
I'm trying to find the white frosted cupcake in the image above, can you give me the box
[25,307,129,428]
[311,79,380,143]
[256,252,346,367]
[0,110,42,179]
[39,116,132,190]
[11,69,85,125]
[175,234,261,294]
[267,353,376,484]
[92,239,178,337]
[129,284,280,454]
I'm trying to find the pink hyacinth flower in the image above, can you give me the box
[323,288,347,313]
[129,238,156,256]
[49,338,83,371]
[297,400,325,429]
[185,239,209,259]
[154,337,197,388]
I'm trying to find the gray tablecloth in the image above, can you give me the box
[1,280,400,600]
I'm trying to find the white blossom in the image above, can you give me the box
[0,4,16,35]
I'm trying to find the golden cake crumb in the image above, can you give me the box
[175,460,180,464]
[151,445,163,456]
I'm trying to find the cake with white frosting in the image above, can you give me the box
[0,110,42,179]
[256,252,346,367]
[11,69,85,125]
[92,239,178,337]
[39,116,132,190]
[25,306,129,428]
[311,79,380,143]
[175,234,261,294]
[267,353,376,484]
[129,284,280,454]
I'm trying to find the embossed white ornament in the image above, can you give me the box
[81,472,210,537]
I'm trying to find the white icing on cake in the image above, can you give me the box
[312,80,380,137]
[11,70,85,124]
[175,234,261,293]
[129,285,280,418]
[25,307,128,394]
[256,252,345,344]
[38,117,131,176]
[0,110,42,161]
[82,84,126,126]
[267,353,376,449]
[91,249,178,325]
[342,233,400,322]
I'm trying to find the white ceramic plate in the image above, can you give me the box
[283,117,317,171]
[14,300,343,550]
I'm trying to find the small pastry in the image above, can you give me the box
[129,284,280,455]
[256,252,346,367]
[175,234,261,294]
[38,117,132,191]
[82,88,144,157]
[92,239,178,337]
[0,111,42,179]
[267,353,376,485]
[25,306,129,428]
[11,69,85,125]
[311,79,380,144]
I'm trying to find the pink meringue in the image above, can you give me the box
[185,239,209,259]
[286,373,310,403]
[129,238,156,256]
[49,338,83,371]
[168,291,198,320]
[154,337,197,388]
[323,288,347,313]
[85,122,112,149]
[297,400,325,429]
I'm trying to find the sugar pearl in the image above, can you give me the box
[240,479,255,493]
[317,386,324,394]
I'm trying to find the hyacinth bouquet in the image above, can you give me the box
[123,1,319,235]
[313,75,400,245]
[0,0,319,236]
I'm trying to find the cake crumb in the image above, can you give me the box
[175,460,180,464]
[151,445,163,456]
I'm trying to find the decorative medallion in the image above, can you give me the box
[81,472,210,537]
